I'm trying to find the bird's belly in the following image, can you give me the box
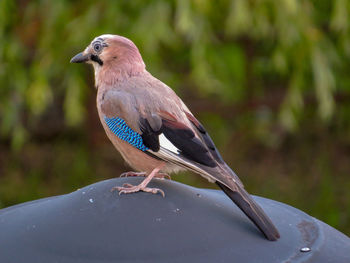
[106,129,164,172]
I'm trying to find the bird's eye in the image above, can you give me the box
[93,42,102,53]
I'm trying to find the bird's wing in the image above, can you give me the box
[100,87,243,189]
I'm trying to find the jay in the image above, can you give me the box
[71,34,280,241]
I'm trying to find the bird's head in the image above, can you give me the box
[71,34,146,85]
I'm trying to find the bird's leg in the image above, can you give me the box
[112,166,166,197]
[120,171,170,180]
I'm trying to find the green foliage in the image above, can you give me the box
[0,0,349,146]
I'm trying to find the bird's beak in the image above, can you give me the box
[70,52,90,63]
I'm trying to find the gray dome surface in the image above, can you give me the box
[0,177,349,263]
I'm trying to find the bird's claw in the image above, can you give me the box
[147,187,165,197]
[112,184,165,197]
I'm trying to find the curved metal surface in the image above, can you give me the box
[0,177,349,263]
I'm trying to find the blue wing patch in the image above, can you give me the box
[104,117,149,151]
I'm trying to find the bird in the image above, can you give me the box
[70,34,280,241]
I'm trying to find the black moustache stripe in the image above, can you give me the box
[91,54,103,66]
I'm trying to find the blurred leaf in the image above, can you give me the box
[64,73,86,126]
[330,0,349,33]
[26,72,52,115]
[225,0,252,36]
[279,70,304,131]
[311,47,335,120]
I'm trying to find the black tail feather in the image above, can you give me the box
[216,182,280,241]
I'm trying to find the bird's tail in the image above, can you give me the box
[216,181,280,241]
[151,148,280,240]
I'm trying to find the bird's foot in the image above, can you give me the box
[111,183,165,197]
[120,171,146,177]
[113,166,166,197]
[120,171,171,180]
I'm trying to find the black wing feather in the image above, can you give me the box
[139,117,216,167]
[185,113,224,164]
[161,120,216,167]
[139,118,161,152]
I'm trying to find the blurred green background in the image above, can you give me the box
[0,0,349,235]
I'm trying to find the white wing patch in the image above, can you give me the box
[159,134,179,153]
